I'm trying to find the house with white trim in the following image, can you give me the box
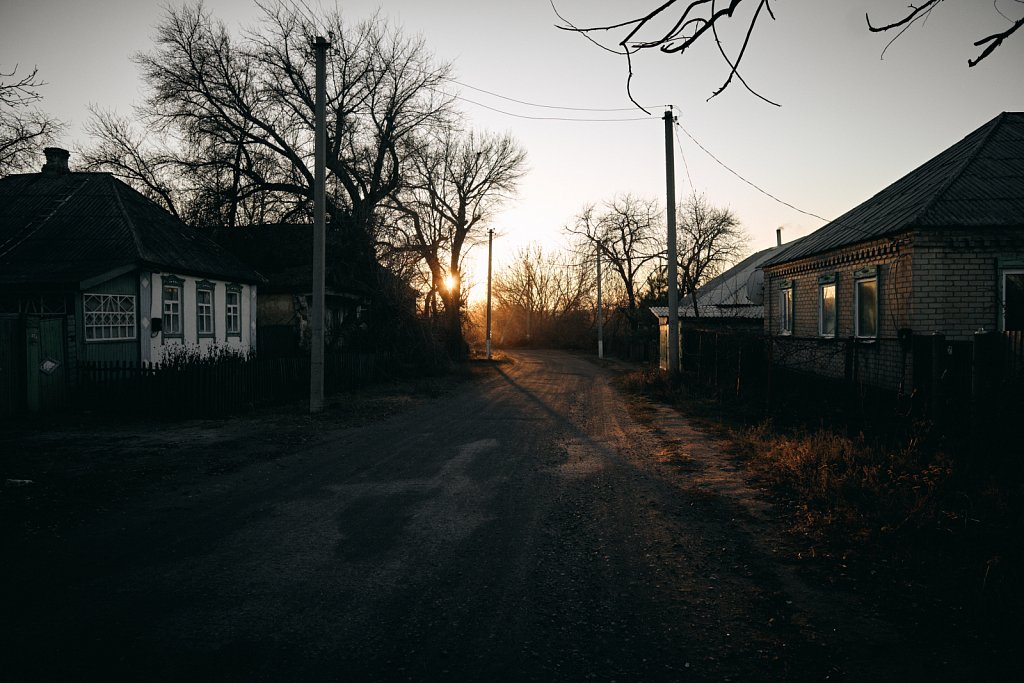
[0,148,263,413]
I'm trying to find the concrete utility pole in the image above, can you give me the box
[596,242,604,359]
[310,36,329,413]
[486,228,494,360]
[664,107,680,375]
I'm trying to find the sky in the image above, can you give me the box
[3,0,1023,299]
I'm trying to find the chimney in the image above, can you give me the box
[42,147,70,175]
[776,227,783,247]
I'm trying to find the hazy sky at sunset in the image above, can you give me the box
[3,0,1022,297]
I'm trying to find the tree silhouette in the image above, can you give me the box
[553,0,1023,110]
[0,65,64,175]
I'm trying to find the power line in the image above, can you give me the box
[671,121,695,193]
[671,115,830,224]
[447,77,656,113]
[672,108,911,245]
[434,88,653,122]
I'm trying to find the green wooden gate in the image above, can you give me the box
[25,316,67,412]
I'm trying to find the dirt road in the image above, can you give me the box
[1,350,968,680]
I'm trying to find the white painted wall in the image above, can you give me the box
[145,272,257,363]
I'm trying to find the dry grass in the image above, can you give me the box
[735,421,955,543]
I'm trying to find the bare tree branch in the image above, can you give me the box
[0,64,64,175]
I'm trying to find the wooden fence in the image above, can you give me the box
[77,351,390,417]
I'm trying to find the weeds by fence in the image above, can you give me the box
[77,351,391,417]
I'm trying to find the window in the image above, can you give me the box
[84,293,136,341]
[226,285,241,337]
[196,281,215,337]
[854,266,878,339]
[779,280,794,335]
[1004,269,1024,332]
[162,276,183,338]
[818,274,836,337]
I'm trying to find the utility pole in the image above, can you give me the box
[486,228,494,360]
[310,36,329,413]
[596,242,604,359]
[664,107,680,375]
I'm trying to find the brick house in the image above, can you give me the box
[761,112,1024,396]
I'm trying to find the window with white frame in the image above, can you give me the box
[854,266,878,339]
[196,281,215,337]
[1003,269,1024,332]
[226,285,241,336]
[818,274,837,337]
[779,280,794,335]
[162,276,183,337]
[84,293,136,341]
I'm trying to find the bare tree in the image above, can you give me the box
[386,127,527,356]
[90,1,453,246]
[0,65,64,175]
[566,194,663,328]
[553,0,1023,108]
[676,192,747,315]
[493,243,595,347]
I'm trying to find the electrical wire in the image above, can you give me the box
[671,120,695,193]
[433,88,653,122]
[671,114,830,224]
[447,77,656,113]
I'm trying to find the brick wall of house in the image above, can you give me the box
[911,228,1024,340]
[763,235,914,392]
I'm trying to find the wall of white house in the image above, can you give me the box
[144,272,257,363]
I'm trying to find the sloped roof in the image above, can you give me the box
[650,238,804,320]
[214,223,372,296]
[0,171,263,286]
[763,111,1024,267]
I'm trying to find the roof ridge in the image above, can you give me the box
[0,174,93,259]
[109,176,148,263]
[909,112,1005,226]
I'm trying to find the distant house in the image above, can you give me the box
[0,148,263,413]
[214,224,372,356]
[650,234,801,370]
[760,112,1024,394]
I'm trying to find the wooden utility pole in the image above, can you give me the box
[486,228,494,360]
[596,242,604,359]
[664,108,680,375]
[310,36,329,413]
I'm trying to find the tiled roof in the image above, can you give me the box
[0,172,263,286]
[763,112,1024,267]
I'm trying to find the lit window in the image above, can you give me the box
[854,267,878,339]
[818,275,836,337]
[226,285,241,336]
[162,276,183,337]
[197,281,215,337]
[1004,270,1024,332]
[779,280,794,335]
[84,293,136,341]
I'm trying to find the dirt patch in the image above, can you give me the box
[1,371,475,542]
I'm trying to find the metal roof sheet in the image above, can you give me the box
[763,112,1024,267]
